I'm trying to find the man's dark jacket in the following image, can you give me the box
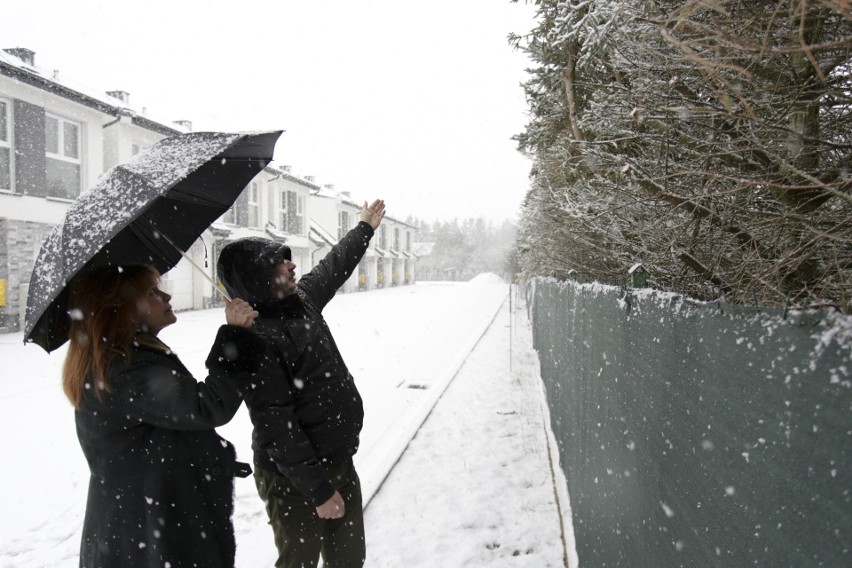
[75,326,263,568]
[217,221,374,506]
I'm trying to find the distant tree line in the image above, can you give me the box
[408,217,517,281]
[511,0,851,311]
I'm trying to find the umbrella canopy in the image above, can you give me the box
[24,129,283,352]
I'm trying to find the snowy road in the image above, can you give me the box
[0,277,525,567]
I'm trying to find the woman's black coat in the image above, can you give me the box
[75,325,263,568]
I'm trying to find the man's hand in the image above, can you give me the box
[315,491,345,520]
[360,199,386,230]
[224,298,259,328]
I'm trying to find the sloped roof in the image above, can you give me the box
[309,219,337,247]
[307,184,418,230]
[209,222,267,241]
[264,165,320,190]
[0,48,184,137]
[264,223,289,242]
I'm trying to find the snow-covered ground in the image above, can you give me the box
[0,277,573,567]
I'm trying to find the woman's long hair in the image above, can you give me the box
[62,264,159,407]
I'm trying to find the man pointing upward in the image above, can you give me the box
[217,199,386,568]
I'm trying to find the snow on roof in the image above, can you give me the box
[0,48,185,136]
[264,223,289,241]
[309,219,337,247]
[314,185,339,199]
[309,185,416,228]
[628,263,646,274]
[209,222,268,241]
[264,164,321,189]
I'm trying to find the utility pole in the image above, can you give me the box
[509,282,513,373]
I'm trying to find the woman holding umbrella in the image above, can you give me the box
[63,263,263,568]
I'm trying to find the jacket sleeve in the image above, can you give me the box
[239,353,336,507]
[111,325,265,430]
[298,221,374,311]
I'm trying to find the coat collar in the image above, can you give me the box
[256,292,306,319]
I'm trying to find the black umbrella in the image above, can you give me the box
[24,129,283,352]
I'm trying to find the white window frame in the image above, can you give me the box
[0,97,11,193]
[295,194,305,235]
[279,189,289,231]
[278,190,305,234]
[338,210,350,240]
[45,112,81,199]
[45,113,80,161]
[248,182,260,228]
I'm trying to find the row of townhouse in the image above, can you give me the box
[0,47,416,333]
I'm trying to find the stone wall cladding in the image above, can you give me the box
[0,219,53,333]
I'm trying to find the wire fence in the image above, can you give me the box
[527,276,851,567]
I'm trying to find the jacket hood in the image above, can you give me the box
[217,238,291,304]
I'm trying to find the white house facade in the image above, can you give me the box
[0,47,187,332]
[307,186,417,294]
[0,47,418,334]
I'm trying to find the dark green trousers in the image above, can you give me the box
[254,458,365,568]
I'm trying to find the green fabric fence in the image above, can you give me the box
[529,277,850,567]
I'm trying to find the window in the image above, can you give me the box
[394,227,401,251]
[248,182,260,227]
[380,225,388,248]
[0,98,10,192]
[45,113,81,199]
[338,210,350,240]
[278,190,288,230]
[221,206,236,224]
[131,143,142,156]
[406,231,411,253]
[279,190,303,234]
[295,194,304,234]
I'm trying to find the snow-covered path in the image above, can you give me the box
[0,278,570,567]
[364,290,572,567]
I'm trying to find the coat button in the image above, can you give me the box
[211,465,223,475]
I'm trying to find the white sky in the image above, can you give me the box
[1,0,536,224]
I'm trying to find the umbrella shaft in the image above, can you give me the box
[175,246,233,302]
[151,223,232,302]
